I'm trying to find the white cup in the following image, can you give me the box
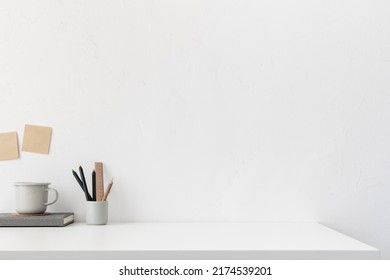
[14,182,59,214]
[86,201,108,225]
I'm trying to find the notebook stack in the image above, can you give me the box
[0,212,74,227]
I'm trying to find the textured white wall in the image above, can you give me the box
[1,0,390,258]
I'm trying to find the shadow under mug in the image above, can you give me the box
[14,182,59,214]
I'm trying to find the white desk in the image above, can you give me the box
[0,222,380,259]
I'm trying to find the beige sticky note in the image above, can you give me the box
[22,124,52,154]
[0,132,19,160]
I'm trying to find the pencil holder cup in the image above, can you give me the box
[86,201,108,225]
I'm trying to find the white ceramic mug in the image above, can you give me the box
[14,182,59,214]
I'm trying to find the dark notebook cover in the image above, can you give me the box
[0,212,74,227]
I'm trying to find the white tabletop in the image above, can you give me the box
[0,222,380,259]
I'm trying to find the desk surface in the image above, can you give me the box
[0,222,380,259]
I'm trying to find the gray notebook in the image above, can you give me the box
[0,213,74,227]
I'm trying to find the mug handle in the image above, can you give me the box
[45,188,59,206]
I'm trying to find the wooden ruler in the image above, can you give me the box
[95,162,104,201]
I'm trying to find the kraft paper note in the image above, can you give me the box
[0,132,19,160]
[22,124,52,154]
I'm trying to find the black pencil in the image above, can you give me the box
[92,170,96,201]
[72,170,91,201]
[79,166,92,201]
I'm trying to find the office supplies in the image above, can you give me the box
[0,132,19,161]
[22,124,52,154]
[95,162,104,201]
[92,170,96,201]
[102,179,114,201]
[0,212,74,227]
[72,169,92,201]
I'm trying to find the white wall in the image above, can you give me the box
[1,0,390,258]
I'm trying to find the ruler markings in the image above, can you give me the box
[95,162,104,201]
